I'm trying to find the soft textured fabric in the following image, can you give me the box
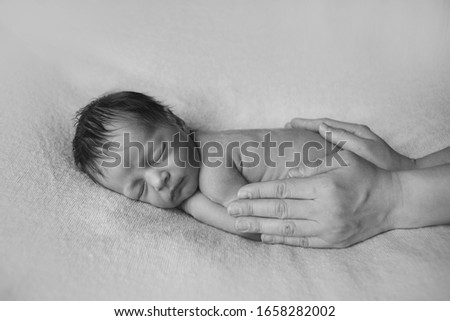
[1,0,450,300]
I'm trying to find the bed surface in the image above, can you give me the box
[1,0,450,300]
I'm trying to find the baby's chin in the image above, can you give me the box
[157,185,198,209]
[156,197,186,209]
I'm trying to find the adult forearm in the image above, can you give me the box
[390,164,450,229]
[416,147,450,169]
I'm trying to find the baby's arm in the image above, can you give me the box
[181,152,260,240]
[181,191,260,241]
[199,155,249,207]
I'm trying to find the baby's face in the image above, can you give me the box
[95,122,199,208]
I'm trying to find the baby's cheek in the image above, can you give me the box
[143,191,170,209]
[182,179,199,202]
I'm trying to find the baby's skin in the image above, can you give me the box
[95,123,334,240]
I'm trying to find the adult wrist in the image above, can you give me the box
[387,168,431,230]
[384,170,408,230]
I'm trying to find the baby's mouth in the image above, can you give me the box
[169,177,184,201]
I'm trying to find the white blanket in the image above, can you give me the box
[1,0,450,300]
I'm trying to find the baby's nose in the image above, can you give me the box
[153,171,170,191]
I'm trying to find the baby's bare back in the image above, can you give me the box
[195,128,332,206]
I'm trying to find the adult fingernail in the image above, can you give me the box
[228,205,242,216]
[238,190,251,199]
[319,123,328,131]
[236,219,251,232]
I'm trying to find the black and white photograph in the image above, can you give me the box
[1,0,449,316]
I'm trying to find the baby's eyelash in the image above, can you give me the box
[148,144,166,166]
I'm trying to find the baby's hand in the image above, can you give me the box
[286,118,416,171]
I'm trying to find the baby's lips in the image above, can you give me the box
[169,177,184,200]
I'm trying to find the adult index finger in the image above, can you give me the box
[235,217,320,237]
[291,117,369,137]
[227,198,317,220]
[237,178,317,200]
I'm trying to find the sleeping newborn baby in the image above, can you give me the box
[73,91,334,240]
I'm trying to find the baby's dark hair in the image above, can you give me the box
[72,91,185,179]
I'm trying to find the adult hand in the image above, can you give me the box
[285,118,416,171]
[227,151,401,248]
